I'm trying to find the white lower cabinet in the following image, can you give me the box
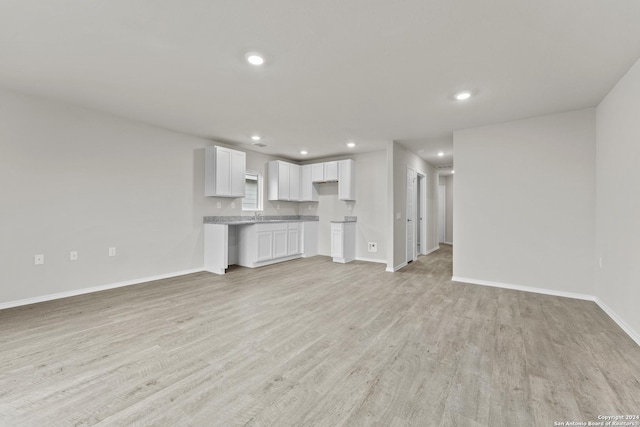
[237,221,310,268]
[273,228,288,259]
[331,227,343,259]
[205,221,319,274]
[331,222,356,263]
[287,223,300,255]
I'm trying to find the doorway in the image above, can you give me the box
[417,173,427,255]
[438,185,446,243]
[406,167,415,263]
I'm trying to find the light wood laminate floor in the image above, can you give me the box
[1,245,639,426]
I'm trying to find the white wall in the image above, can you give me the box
[0,87,208,304]
[304,150,387,263]
[595,57,640,339]
[389,142,439,271]
[0,87,296,305]
[453,109,596,295]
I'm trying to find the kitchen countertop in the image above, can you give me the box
[330,216,357,224]
[204,215,319,225]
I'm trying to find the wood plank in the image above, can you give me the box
[1,246,639,426]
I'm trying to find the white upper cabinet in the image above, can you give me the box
[268,160,301,201]
[289,163,300,201]
[311,163,325,182]
[268,158,354,201]
[324,161,339,181]
[300,165,319,202]
[205,146,246,197]
[338,159,356,201]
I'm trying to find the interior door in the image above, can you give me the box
[406,167,415,262]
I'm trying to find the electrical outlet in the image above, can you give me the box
[70,251,78,261]
[109,247,116,257]
[308,204,311,210]
[396,212,401,220]
[216,202,221,209]
[368,242,378,253]
[277,204,280,209]
[231,202,235,208]
[34,254,44,265]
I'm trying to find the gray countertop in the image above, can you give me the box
[330,216,357,224]
[204,215,319,225]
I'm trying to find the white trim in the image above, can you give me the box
[0,268,205,311]
[406,166,416,264]
[451,276,594,301]
[443,241,453,245]
[386,261,408,272]
[423,246,440,255]
[451,276,640,348]
[356,257,386,264]
[593,297,640,347]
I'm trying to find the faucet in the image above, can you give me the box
[254,211,263,222]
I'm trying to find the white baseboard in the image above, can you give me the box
[386,261,407,273]
[0,268,206,311]
[593,297,640,347]
[422,246,440,256]
[443,241,453,245]
[356,257,387,264]
[451,276,594,301]
[451,276,640,347]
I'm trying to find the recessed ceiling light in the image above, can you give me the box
[300,150,308,155]
[418,149,425,153]
[455,91,471,101]
[347,142,356,148]
[437,151,444,157]
[251,135,261,141]
[246,53,264,66]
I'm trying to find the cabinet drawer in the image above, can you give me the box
[288,222,300,230]
[331,223,344,231]
[256,223,288,232]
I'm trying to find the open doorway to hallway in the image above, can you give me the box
[407,166,429,264]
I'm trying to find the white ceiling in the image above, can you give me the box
[1,1,639,163]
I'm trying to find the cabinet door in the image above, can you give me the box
[289,164,300,201]
[215,147,231,196]
[256,231,274,261]
[278,161,290,201]
[324,161,338,181]
[338,159,355,201]
[300,165,318,202]
[331,229,344,258]
[273,230,288,259]
[311,163,325,182]
[287,229,300,255]
[300,165,311,201]
[230,150,246,197]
